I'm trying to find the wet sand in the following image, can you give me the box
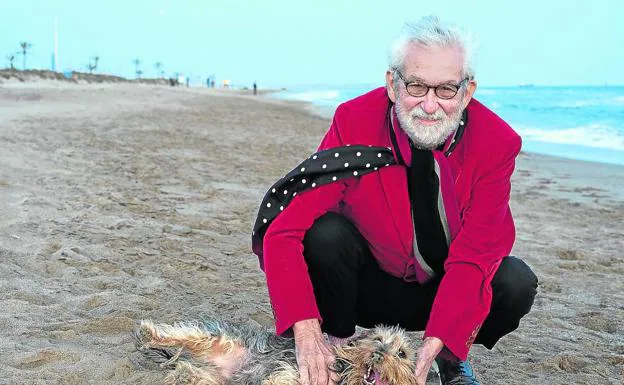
[0,83,622,384]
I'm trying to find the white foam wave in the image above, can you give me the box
[283,90,341,102]
[555,96,624,108]
[516,124,624,151]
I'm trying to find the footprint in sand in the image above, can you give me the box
[551,354,590,373]
[52,246,91,262]
[11,349,78,370]
[555,249,583,260]
[576,311,619,334]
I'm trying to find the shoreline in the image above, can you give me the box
[3,80,622,202]
[3,80,622,199]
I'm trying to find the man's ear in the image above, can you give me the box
[462,79,477,109]
[386,70,397,103]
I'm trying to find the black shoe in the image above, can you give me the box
[435,357,481,385]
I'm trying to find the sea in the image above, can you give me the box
[274,84,624,167]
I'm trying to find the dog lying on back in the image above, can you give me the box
[134,317,420,385]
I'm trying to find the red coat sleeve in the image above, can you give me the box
[263,105,349,335]
[424,134,522,360]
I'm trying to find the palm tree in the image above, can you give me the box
[154,62,164,78]
[20,41,32,70]
[132,58,142,79]
[6,53,17,70]
[87,55,100,74]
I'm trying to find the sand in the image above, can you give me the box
[0,83,622,385]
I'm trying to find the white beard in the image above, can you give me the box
[395,101,463,150]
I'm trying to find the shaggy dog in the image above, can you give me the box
[134,318,427,385]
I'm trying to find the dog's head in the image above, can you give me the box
[332,326,418,385]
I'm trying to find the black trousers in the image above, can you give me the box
[302,212,538,349]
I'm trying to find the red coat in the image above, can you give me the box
[262,87,521,360]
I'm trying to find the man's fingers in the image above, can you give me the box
[329,369,339,385]
[308,362,319,385]
[315,361,329,385]
[324,355,337,385]
[299,365,310,385]
[307,357,333,385]
[293,331,335,385]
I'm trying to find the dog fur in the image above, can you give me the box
[134,317,420,385]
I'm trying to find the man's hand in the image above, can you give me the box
[293,319,337,385]
[414,336,444,385]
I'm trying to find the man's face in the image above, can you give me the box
[386,42,476,149]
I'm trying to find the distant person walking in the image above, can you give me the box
[253,82,258,96]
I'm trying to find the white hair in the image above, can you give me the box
[388,15,477,80]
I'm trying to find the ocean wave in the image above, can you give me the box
[554,96,624,108]
[516,124,624,151]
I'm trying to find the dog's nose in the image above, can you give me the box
[372,351,383,363]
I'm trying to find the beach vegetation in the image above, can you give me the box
[133,58,142,79]
[154,62,164,78]
[87,55,100,74]
[19,41,32,70]
[5,53,18,70]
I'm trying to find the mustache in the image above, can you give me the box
[409,108,447,121]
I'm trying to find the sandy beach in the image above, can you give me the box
[0,83,622,385]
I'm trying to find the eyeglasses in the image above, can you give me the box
[394,70,469,100]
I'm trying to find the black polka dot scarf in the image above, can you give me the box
[251,145,397,258]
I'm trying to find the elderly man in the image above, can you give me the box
[252,16,537,385]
